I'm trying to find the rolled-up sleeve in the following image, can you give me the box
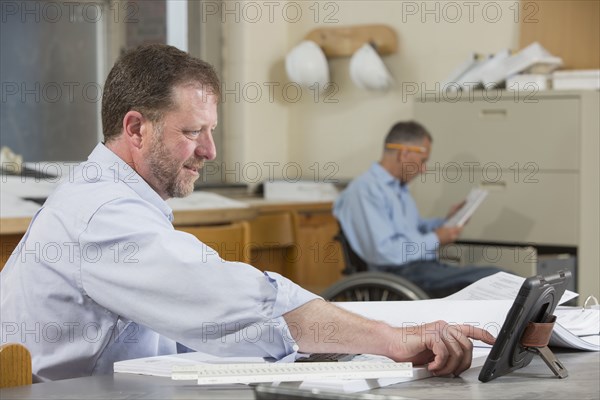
[418,217,445,233]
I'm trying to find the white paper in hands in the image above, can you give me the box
[443,188,489,227]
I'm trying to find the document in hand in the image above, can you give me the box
[443,188,489,227]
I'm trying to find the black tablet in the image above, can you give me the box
[478,271,571,382]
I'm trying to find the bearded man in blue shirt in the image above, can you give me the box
[1,46,494,382]
[334,121,502,298]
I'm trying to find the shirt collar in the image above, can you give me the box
[369,162,398,185]
[88,143,174,222]
[368,162,407,194]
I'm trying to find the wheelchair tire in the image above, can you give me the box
[321,272,430,302]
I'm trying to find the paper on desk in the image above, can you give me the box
[289,351,492,392]
[555,307,600,336]
[0,175,59,199]
[339,272,569,336]
[114,351,266,378]
[166,191,249,211]
[115,351,451,393]
[0,191,42,218]
[550,307,600,351]
[443,271,578,305]
[285,348,491,393]
[337,273,597,352]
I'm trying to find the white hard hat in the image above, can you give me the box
[285,40,330,90]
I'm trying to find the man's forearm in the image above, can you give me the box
[283,298,496,376]
[282,299,394,356]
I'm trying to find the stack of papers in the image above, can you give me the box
[264,181,339,202]
[445,43,562,89]
[446,49,512,89]
[114,350,490,393]
[113,352,266,377]
[506,74,550,91]
[481,42,562,86]
[166,191,249,211]
[340,273,597,352]
[552,70,600,90]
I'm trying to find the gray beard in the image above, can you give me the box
[147,132,197,198]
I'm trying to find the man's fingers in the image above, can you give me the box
[450,326,474,376]
[460,325,496,345]
[402,323,496,377]
[428,326,470,376]
[427,340,449,373]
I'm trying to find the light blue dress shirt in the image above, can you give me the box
[0,143,318,382]
[333,163,444,267]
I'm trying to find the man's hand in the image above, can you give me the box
[387,321,496,377]
[446,201,466,219]
[435,226,462,245]
[285,300,495,378]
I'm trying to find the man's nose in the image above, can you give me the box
[196,132,217,161]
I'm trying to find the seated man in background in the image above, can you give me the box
[334,121,502,298]
[0,45,494,382]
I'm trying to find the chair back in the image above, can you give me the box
[0,234,24,272]
[178,221,251,264]
[334,226,369,275]
[0,343,32,388]
[247,211,300,282]
[248,211,298,248]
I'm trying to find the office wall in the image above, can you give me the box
[221,0,519,182]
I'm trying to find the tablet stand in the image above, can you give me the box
[520,315,568,379]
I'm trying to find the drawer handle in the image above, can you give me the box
[480,181,506,190]
[480,109,508,119]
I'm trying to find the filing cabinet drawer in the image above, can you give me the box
[415,97,580,171]
[411,171,579,246]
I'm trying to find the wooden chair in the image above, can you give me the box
[248,211,298,248]
[247,211,300,280]
[177,221,251,264]
[0,343,32,388]
[0,234,23,272]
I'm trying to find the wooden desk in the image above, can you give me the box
[0,207,257,271]
[0,208,258,234]
[0,351,597,399]
[0,198,343,294]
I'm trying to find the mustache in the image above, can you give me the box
[183,159,205,170]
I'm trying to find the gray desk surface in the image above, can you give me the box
[1,351,599,400]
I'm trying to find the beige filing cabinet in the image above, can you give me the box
[413,90,599,302]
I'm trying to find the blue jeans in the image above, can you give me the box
[376,261,503,299]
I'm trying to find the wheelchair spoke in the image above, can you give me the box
[381,289,389,301]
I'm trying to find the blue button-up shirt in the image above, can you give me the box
[1,143,318,382]
[333,163,444,267]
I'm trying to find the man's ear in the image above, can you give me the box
[122,110,146,149]
[396,149,408,162]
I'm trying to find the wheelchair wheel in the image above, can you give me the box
[321,272,430,302]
